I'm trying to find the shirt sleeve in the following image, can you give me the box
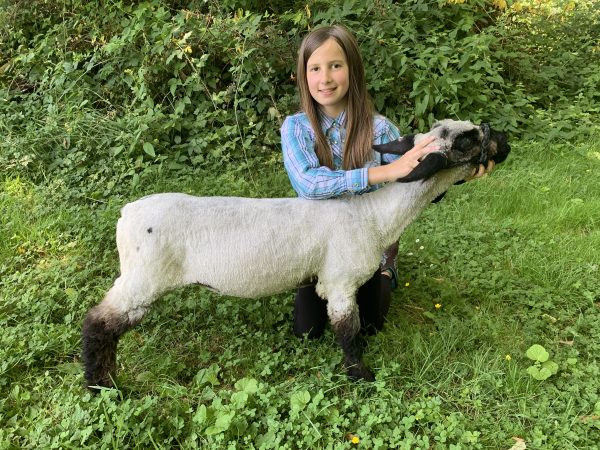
[374,116,403,165]
[280,116,369,199]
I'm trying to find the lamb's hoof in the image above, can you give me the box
[347,365,375,382]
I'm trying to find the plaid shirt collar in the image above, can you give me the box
[319,109,347,133]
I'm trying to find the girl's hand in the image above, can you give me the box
[368,136,440,185]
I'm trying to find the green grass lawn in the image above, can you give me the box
[1,137,599,449]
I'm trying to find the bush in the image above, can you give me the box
[1,0,598,191]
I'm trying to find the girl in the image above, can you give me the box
[280,25,491,338]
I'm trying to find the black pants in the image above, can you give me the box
[293,271,392,338]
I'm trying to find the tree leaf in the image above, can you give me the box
[143,142,155,157]
[235,377,258,394]
[526,344,549,362]
[205,410,235,435]
[290,390,311,411]
[230,391,249,409]
[542,360,559,376]
[192,404,207,425]
[527,363,555,381]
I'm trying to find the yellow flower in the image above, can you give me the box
[184,45,192,54]
[405,282,410,287]
[435,303,442,309]
[351,435,360,444]
[505,354,512,361]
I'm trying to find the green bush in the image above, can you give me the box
[1,0,598,191]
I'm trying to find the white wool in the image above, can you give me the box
[105,165,473,324]
[98,118,508,327]
[417,119,480,146]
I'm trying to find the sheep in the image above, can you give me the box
[82,119,510,389]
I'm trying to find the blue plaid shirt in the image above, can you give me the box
[281,111,402,199]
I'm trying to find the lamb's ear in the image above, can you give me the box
[373,135,415,156]
[396,153,448,182]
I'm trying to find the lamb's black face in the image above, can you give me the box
[372,119,510,182]
[489,130,511,164]
[447,126,511,166]
[447,128,483,164]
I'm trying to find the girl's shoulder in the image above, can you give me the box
[283,111,310,127]
[282,112,315,136]
[373,114,401,139]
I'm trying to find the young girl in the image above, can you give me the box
[280,25,490,338]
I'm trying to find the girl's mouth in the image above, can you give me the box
[319,87,337,95]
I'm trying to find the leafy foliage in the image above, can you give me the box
[526,344,559,381]
[1,0,599,192]
[1,1,600,448]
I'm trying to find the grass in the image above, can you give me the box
[1,136,599,449]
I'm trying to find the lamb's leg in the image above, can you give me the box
[327,292,375,381]
[82,303,131,389]
[81,278,155,390]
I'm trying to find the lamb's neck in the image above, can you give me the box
[360,166,473,249]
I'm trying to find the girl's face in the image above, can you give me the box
[306,38,350,118]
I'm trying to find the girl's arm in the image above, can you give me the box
[368,136,439,185]
[281,114,440,198]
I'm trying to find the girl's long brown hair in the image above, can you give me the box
[296,25,374,170]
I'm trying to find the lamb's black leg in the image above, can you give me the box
[82,275,160,391]
[82,304,134,390]
[334,317,375,381]
[328,294,375,381]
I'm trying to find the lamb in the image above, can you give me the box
[82,119,510,389]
